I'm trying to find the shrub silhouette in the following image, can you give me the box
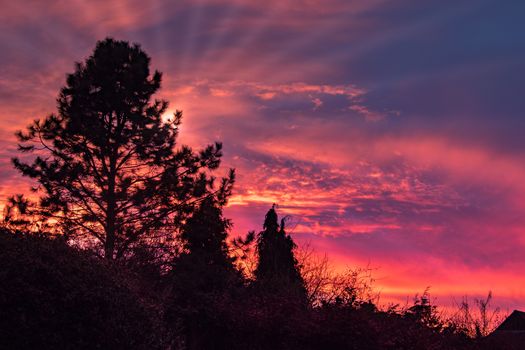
[0,229,164,349]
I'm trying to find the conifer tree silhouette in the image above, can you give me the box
[174,193,239,293]
[167,195,241,350]
[254,205,306,300]
[12,38,234,260]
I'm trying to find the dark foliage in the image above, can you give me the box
[0,229,165,349]
[12,37,234,260]
[1,198,510,350]
[165,197,243,349]
[254,205,307,301]
[404,288,444,332]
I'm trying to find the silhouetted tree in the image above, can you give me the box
[172,193,239,293]
[182,196,233,265]
[404,288,443,333]
[166,195,241,349]
[254,205,306,300]
[12,38,234,260]
[448,291,504,338]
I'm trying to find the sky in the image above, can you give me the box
[1,0,524,311]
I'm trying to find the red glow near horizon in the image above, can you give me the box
[0,0,524,312]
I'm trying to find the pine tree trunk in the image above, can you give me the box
[105,155,117,260]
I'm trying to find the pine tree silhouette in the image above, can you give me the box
[12,38,234,260]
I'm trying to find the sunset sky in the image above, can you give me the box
[1,0,524,310]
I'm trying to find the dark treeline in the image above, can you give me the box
[0,38,515,349]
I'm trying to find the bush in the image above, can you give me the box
[0,229,164,349]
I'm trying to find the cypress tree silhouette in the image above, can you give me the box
[12,38,234,260]
[254,205,307,300]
